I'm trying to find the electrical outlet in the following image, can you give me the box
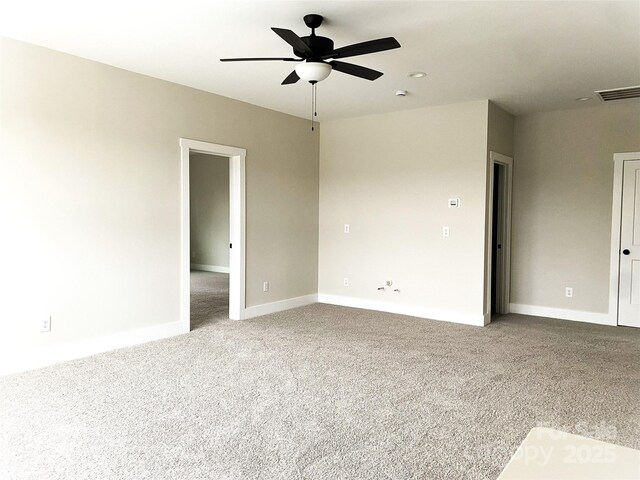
[41,316,51,333]
[343,277,349,287]
[443,226,450,237]
[344,224,350,234]
[263,281,269,293]
[565,287,573,298]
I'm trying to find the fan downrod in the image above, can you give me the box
[295,15,333,58]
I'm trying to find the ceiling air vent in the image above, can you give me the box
[595,86,640,102]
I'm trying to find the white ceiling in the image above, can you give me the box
[1,1,639,121]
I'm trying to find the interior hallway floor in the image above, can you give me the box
[190,270,229,330]
[1,303,638,479]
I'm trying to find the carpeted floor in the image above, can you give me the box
[190,271,229,330]
[1,283,639,479]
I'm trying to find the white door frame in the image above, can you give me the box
[180,138,246,330]
[608,151,640,326]
[485,151,513,321]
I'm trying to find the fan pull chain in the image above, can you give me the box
[310,82,319,132]
[314,83,318,118]
[311,83,317,132]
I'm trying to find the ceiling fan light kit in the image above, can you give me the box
[220,14,401,130]
[295,61,332,83]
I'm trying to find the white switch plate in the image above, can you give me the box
[343,277,349,287]
[443,226,450,237]
[41,316,51,333]
[263,281,269,293]
[448,198,460,208]
[565,287,573,298]
[344,224,350,234]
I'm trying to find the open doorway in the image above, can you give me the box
[487,151,513,319]
[189,153,230,329]
[180,139,246,332]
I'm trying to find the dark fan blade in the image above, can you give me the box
[220,57,300,62]
[330,61,383,81]
[322,37,400,60]
[271,28,314,57]
[282,70,300,85]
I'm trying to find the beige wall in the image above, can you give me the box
[511,102,640,313]
[0,37,319,350]
[189,153,229,268]
[488,101,515,158]
[319,101,490,321]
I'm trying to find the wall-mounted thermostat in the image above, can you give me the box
[448,198,460,208]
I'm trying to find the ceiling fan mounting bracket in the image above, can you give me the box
[303,14,323,30]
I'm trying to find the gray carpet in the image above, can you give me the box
[190,271,229,330]
[1,295,639,479]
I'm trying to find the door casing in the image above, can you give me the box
[180,138,246,330]
[484,151,513,322]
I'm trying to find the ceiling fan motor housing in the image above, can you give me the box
[295,36,334,59]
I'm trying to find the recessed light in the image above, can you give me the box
[575,97,592,102]
[408,71,427,78]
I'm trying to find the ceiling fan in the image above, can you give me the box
[220,14,401,85]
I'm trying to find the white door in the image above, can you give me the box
[618,159,640,327]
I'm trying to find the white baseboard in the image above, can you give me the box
[318,294,485,327]
[190,263,230,274]
[244,294,318,319]
[0,320,187,377]
[509,303,615,326]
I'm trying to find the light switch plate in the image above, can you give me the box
[41,316,51,333]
